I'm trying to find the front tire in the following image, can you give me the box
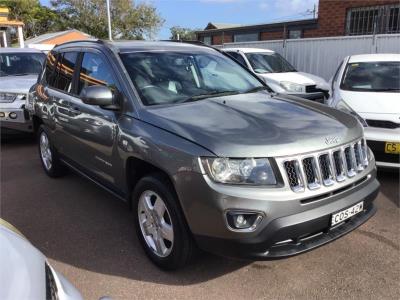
[132,173,195,270]
[38,125,66,177]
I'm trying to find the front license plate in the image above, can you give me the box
[385,142,400,154]
[331,201,364,226]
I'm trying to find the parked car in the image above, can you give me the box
[222,47,330,103]
[328,53,400,169]
[32,40,379,270]
[0,218,83,300]
[0,48,46,134]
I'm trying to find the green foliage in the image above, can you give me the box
[169,26,199,41]
[0,0,60,38]
[50,0,164,40]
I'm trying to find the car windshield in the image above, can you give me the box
[245,52,297,74]
[120,51,265,106]
[341,61,400,92]
[0,52,46,77]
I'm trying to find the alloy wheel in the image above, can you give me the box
[138,190,174,257]
[39,131,52,171]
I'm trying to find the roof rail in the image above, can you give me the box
[160,39,220,50]
[53,39,103,49]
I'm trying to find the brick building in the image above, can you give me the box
[196,0,400,45]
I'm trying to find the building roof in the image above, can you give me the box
[25,29,92,45]
[197,18,318,35]
[204,23,241,30]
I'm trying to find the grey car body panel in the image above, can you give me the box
[139,92,362,157]
[33,40,378,259]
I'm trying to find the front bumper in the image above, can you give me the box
[365,127,400,168]
[194,178,379,259]
[176,164,379,260]
[0,107,33,133]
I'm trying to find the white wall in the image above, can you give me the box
[221,34,400,80]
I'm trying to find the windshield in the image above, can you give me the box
[0,52,46,77]
[120,51,265,106]
[245,52,296,74]
[341,61,400,92]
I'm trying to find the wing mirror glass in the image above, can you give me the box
[80,85,119,109]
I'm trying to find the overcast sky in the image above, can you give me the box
[39,0,319,39]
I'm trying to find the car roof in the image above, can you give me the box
[348,53,400,63]
[0,47,45,54]
[222,47,275,54]
[54,39,217,53]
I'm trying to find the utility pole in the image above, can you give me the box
[106,0,112,40]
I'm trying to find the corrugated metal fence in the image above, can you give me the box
[220,34,400,80]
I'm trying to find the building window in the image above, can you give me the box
[203,36,211,45]
[346,4,400,35]
[233,32,258,42]
[288,29,302,39]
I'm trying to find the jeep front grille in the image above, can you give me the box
[282,138,369,192]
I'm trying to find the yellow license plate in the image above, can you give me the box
[385,142,400,154]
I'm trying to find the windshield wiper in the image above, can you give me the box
[244,86,270,94]
[181,90,241,103]
[13,73,37,76]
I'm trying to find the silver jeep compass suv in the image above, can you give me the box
[32,40,379,270]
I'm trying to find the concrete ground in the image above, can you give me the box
[1,137,399,300]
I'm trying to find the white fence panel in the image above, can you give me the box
[222,34,400,80]
[376,34,400,53]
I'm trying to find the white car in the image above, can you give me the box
[0,48,46,134]
[328,53,400,169]
[222,47,330,102]
[0,218,83,300]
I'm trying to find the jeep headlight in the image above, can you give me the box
[279,81,304,93]
[336,100,368,127]
[201,157,277,185]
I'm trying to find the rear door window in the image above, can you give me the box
[54,51,79,93]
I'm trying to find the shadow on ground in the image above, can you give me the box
[1,138,248,285]
[378,169,399,207]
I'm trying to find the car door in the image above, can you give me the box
[42,50,81,155]
[66,49,121,187]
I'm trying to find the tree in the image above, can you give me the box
[169,26,198,41]
[0,0,61,39]
[50,0,164,40]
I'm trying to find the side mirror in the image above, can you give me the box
[80,85,117,108]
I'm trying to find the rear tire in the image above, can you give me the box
[38,125,66,178]
[132,173,195,270]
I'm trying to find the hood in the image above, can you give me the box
[0,75,38,94]
[140,92,362,157]
[0,224,46,300]
[340,90,400,114]
[259,71,329,90]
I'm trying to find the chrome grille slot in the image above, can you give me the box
[302,157,320,190]
[361,139,369,166]
[354,141,364,172]
[344,146,356,177]
[333,150,346,182]
[284,160,304,192]
[318,154,335,186]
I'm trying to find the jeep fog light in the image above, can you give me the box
[226,211,263,231]
[9,112,17,119]
[0,112,5,118]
